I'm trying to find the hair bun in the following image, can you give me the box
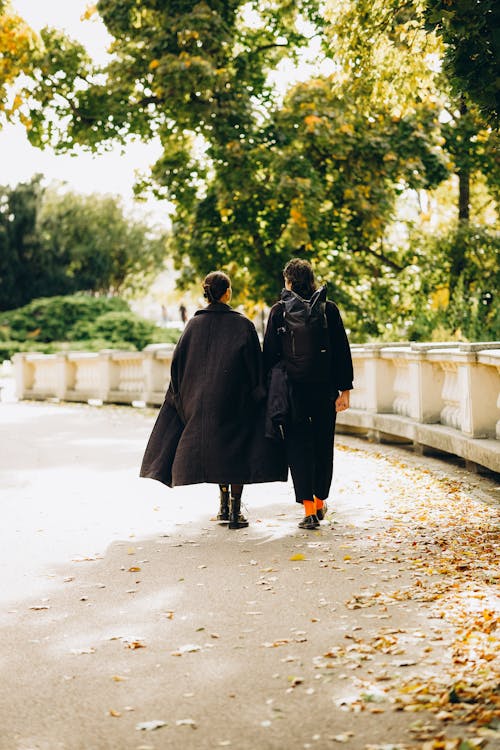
[202,271,230,304]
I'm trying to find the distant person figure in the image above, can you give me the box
[141,271,286,528]
[263,258,353,530]
[179,303,188,326]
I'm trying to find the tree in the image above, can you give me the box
[20,4,446,296]
[22,0,324,152]
[37,188,167,296]
[324,0,499,315]
[14,0,498,339]
[0,176,52,310]
[424,0,499,129]
[168,75,448,307]
[0,177,168,310]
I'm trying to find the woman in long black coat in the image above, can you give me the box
[140,271,287,529]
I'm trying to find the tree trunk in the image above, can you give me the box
[450,97,470,293]
[457,97,470,223]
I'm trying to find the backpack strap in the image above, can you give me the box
[276,300,286,336]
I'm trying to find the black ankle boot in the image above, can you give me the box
[217,485,230,523]
[228,496,249,529]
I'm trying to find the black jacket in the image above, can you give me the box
[265,362,290,441]
[140,302,287,487]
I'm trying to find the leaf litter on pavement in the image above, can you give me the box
[321,447,500,746]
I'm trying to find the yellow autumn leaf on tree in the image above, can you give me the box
[304,114,322,132]
[81,4,97,21]
[0,1,39,123]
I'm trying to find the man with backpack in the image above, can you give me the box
[263,258,353,529]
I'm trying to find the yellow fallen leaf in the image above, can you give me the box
[128,566,141,572]
[289,554,306,561]
[109,709,121,717]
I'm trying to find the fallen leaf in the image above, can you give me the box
[125,640,145,650]
[289,554,306,561]
[332,733,354,743]
[109,709,121,718]
[171,644,202,656]
[176,718,197,728]
[136,720,167,731]
[70,647,96,655]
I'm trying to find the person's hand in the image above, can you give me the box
[335,390,350,413]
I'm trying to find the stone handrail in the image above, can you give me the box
[12,341,500,473]
[342,342,500,473]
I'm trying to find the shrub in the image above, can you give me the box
[71,311,156,350]
[149,327,182,345]
[0,293,180,360]
[0,294,129,342]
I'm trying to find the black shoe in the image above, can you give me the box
[316,502,328,521]
[217,485,230,523]
[298,514,320,530]
[228,496,249,529]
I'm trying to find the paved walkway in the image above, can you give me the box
[1,387,499,750]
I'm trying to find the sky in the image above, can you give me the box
[2,0,166,222]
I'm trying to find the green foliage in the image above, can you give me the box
[37,187,168,296]
[13,0,499,341]
[71,310,156,350]
[24,0,323,151]
[0,294,128,342]
[169,76,448,304]
[406,224,500,341]
[440,106,500,205]
[0,292,181,359]
[0,177,168,310]
[423,0,500,128]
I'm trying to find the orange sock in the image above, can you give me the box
[303,500,315,516]
[314,496,324,511]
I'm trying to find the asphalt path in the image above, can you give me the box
[1,385,498,750]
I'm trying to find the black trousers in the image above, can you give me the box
[286,382,337,504]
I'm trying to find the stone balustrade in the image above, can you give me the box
[12,341,500,473]
[341,342,500,473]
[13,345,176,407]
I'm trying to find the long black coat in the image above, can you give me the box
[140,302,287,487]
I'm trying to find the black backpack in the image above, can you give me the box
[278,285,330,381]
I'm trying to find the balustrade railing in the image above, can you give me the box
[12,341,500,473]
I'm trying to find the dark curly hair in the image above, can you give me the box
[203,271,231,303]
[283,258,316,299]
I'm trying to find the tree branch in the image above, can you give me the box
[356,245,405,272]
